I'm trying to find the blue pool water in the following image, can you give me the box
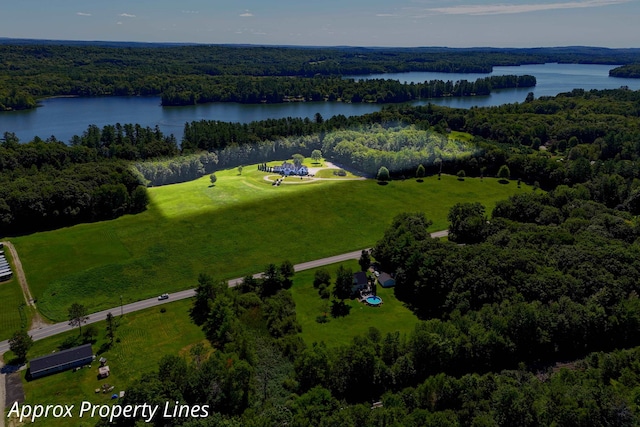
[366,296,382,306]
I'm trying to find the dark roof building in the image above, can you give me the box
[29,344,94,379]
[352,271,369,294]
[378,272,396,288]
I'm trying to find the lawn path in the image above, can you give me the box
[1,241,48,330]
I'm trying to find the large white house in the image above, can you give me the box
[273,161,309,176]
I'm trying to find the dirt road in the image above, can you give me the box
[1,241,47,330]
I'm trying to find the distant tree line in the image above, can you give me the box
[1,42,638,110]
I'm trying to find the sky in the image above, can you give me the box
[1,0,639,48]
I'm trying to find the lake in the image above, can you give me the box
[2,63,639,143]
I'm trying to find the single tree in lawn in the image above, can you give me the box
[105,312,117,346]
[416,164,425,180]
[497,165,511,183]
[334,265,353,301]
[457,169,466,180]
[359,249,371,272]
[237,165,243,175]
[68,303,90,336]
[313,269,331,289]
[209,173,217,185]
[377,166,390,182]
[9,329,33,362]
[311,149,322,164]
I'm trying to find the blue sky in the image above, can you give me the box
[2,0,639,47]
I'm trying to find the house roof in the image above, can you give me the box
[30,344,93,374]
[353,271,368,286]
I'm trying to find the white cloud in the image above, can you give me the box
[116,21,123,25]
[239,12,254,17]
[76,12,91,17]
[419,0,630,16]
[119,13,136,18]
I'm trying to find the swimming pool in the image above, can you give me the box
[366,296,382,306]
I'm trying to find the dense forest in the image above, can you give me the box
[0,124,178,234]
[1,42,639,110]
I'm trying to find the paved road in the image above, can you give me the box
[0,230,448,355]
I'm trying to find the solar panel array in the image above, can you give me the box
[0,243,13,281]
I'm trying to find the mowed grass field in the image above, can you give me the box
[5,299,206,427]
[9,161,531,323]
[0,246,29,340]
[291,260,419,348]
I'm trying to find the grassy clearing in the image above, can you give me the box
[10,298,206,427]
[0,246,29,340]
[11,165,530,322]
[313,168,360,179]
[291,260,419,348]
[0,279,26,340]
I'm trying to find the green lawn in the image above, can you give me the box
[0,246,29,340]
[9,165,530,323]
[8,298,206,427]
[291,260,419,348]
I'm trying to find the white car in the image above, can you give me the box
[158,293,169,300]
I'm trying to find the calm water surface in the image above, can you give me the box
[2,63,639,143]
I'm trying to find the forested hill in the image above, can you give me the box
[1,43,640,110]
[610,64,640,78]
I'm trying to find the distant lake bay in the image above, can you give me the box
[2,63,640,143]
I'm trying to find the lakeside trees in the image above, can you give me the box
[10,42,638,110]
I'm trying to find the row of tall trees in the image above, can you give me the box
[160,74,535,106]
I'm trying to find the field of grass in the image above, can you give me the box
[0,246,30,340]
[8,163,530,323]
[291,260,419,348]
[313,168,360,179]
[7,298,206,427]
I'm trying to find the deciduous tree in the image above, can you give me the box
[311,149,322,163]
[8,330,33,362]
[359,249,371,272]
[68,303,89,336]
[377,166,390,182]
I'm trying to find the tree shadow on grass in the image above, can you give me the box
[498,179,510,184]
[377,181,389,186]
[331,300,351,318]
[416,179,424,183]
[1,361,24,373]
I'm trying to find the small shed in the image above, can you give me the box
[29,344,93,379]
[98,365,110,379]
[377,272,396,288]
